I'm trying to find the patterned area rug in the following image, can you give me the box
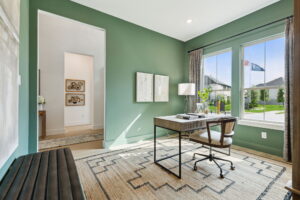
[73,137,291,200]
[39,133,103,150]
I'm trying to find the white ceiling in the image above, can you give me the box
[71,0,279,42]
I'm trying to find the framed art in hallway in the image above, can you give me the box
[65,93,85,106]
[65,79,85,92]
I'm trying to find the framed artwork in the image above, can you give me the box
[154,75,169,102]
[136,72,153,102]
[65,79,85,92]
[65,93,85,106]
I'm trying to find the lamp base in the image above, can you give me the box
[184,96,189,114]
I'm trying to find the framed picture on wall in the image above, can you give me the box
[65,93,85,106]
[136,72,153,102]
[154,75,169,102]
[65,79,85,92]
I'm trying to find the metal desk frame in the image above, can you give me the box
[154,115,231,179]
[154,125,204,179]
[154,125,182,178]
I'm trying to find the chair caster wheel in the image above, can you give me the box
[192,157,195,160]
[231,166,235,170]
[220,174,224,179]
[193,166,197,171]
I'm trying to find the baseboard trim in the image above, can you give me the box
[92,125,103,130]
[64,122,91,127]
[46,128,66,135]
[233,139,283,157]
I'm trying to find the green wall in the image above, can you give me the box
[28,0,185,151]
[184,0,293,156]
[0,0,294,181]
[0,0,30,180]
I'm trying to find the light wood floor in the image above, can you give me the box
[41,140,104,152]
[39,125,104,151]
[40,125,103,141]
[231,145,290,164]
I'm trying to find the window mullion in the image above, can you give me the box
[263,41,267,121]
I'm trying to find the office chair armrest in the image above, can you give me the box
[206,120,222,144]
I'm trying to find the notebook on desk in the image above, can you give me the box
[176,113,205,120]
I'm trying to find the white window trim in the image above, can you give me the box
[240,34,285,125]
[241,33,285,48]
[238,119,284,131]
[203,48,232,59]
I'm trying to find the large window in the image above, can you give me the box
[203,49,232,113]
[242,35,285,123]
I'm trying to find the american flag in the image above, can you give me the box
[244,60,250,66]
[243,60,265,71]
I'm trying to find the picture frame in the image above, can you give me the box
[65,79,85,92]
[154,75,169,102]
[65,93,85,106]
[136,72,153,102]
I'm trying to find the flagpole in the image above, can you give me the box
[250,63,252,89]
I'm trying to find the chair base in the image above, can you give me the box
[193,152,235,179]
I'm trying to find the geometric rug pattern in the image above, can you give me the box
[74,137,291,200]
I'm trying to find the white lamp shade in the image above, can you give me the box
[178,83,195,96]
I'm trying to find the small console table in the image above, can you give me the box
[39,110,46,139]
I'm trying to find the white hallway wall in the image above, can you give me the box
[64,53,94,126]
[39,12,105,135]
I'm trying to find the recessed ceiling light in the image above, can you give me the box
[186,19,192,24]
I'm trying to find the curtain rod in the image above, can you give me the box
[188,15,294,53]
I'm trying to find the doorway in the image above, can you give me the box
[37,11,106,151]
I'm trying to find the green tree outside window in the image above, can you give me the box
[249,90,259,108]
[260,89,269,102]
[277,88,284,104]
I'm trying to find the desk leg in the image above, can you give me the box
[154,127,182,179]
[154,125,156,162]
[42,112,46,139]
[179,131,181,178]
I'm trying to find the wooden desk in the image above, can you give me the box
[39,110,46,139]
[154,114,231,178]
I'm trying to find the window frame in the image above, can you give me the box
[201,48,233,112]
[240,33,285,125]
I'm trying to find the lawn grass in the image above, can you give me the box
[209,104,231,112]
[245,104,284,113]
[208,104,284,113]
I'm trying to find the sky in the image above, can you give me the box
[203,37,285,89]
[204,51,232,87]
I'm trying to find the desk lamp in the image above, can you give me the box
[178,83,195,113]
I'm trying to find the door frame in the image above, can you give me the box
[36,10,107,150]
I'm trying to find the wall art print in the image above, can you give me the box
[65,79,85,92]
[65,93,85,106]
